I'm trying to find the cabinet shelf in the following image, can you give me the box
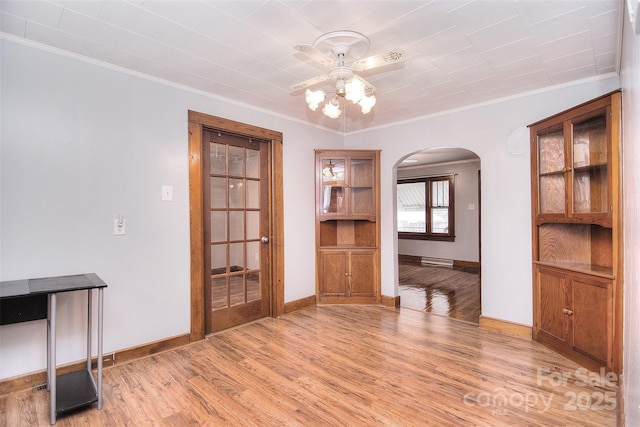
[539,170,564,177]
[533,260,614,279]
[573,163,607,172]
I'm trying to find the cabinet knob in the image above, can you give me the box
[562,308,574,316]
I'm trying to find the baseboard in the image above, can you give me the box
[381,295,400,308]
[398,254,422,264]
[114,334,191,363]
[0,333,191,396]
[283,295,316,314]
[479,315,532,340]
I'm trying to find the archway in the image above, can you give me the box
[394,147,481,323]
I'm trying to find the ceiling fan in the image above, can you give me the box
[289,30,406,119]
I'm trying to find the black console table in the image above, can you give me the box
[0,273,106,424]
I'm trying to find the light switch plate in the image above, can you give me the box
[162,185,173,201]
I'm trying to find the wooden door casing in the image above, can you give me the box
[188,111,284,341]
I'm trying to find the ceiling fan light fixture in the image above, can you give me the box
[345,77,365,104]
[322,98,342,118]
[292,30,405,120]
[358,94,376,114]
[305,88,325,111]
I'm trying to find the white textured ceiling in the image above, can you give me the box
[0,0,623,134]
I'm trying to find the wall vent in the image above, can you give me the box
[421,257,453,267]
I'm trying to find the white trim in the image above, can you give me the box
[1,32,622,138]
[627,0,640,34]
[0,33,337,133]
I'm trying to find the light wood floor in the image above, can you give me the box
[1,305,618,426]
[399,262,481,323]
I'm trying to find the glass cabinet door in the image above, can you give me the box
[537,125,566,214]
[321,158,346,215]
[571,111,608,214]
[349,157,375,216]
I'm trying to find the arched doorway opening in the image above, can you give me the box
[395,147,481,323]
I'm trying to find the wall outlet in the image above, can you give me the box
[114,217,126,235]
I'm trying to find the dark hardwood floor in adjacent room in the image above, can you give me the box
[1,305,618,426]
[399,259,481,323]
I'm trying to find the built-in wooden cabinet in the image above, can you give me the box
[315,150,380,304]
[536,266,613,369]
[529,91,622,373]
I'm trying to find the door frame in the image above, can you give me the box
[188,110,284,341]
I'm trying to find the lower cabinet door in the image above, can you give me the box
[319,251,348,296]
[534,265,614,370]
[349,250,377,297]
[570,276,613,367]
[536,267,568,346]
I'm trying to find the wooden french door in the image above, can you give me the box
[188,111,284,341]
[202,129,271,333]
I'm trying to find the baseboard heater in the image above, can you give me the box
[421,257,454,267]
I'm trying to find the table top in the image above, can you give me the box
[0,273,106,299]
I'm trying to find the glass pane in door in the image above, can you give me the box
[211,277,227,309]
[210,143,226,174]
[246,241,260,303]
[538,127,566,214]
[229,145,244,176]
[246,211,259,240]
[229,211,244,241]
[321,158,345,214]
[538,128,564,174]
[246,148,260,178]
[539,175,565,214]
[210,211,227,242]
[229,178,244,208]
[350,158,374,216]
[572,113,608,214]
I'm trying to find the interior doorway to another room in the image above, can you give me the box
[396,148,481,324]
[188,111,285,340]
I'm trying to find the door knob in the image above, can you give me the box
[261,236,269,244]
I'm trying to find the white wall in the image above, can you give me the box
[397,159,480,263]
[620,4,640,424]
[0,39,340,380]
[345,76,621,326]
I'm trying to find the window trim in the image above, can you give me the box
[397,175,455,242]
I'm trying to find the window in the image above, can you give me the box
[397,176,454,241]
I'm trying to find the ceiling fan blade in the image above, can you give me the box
[289,74,331,92]
[294,44,336,69]
[351,49,406,72]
